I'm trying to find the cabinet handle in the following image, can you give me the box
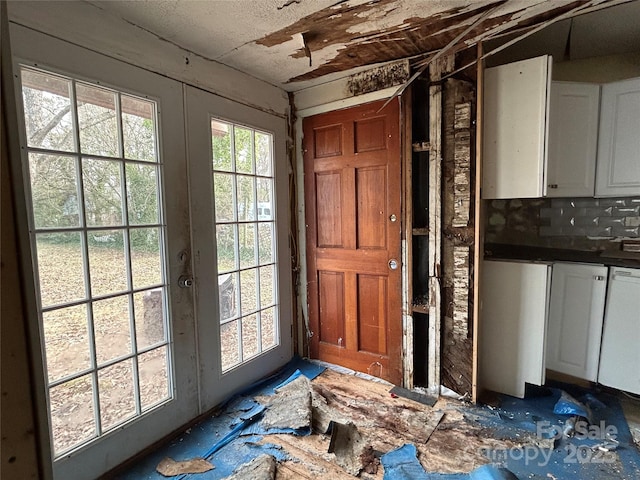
[548,184,558,189]
[594,275,605,281]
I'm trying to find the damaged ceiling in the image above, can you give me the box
[43,0,640,90]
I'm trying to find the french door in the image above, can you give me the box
[11,25,291,479]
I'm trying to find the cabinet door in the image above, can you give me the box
[547,83,600,197]
[482,55,551,199]
[595,77,640,197]
[480,261,550,398]
[545,263,607,381]
[598,268,640,394]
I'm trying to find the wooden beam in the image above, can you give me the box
[472,42,484,404]
[427,56,454,391]
[402,87,414,388]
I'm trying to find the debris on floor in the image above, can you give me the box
[119,357,640,480]
[327,421,370,476]
[222,454,275,480]
[156,457,214,476]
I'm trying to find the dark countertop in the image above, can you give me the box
[484,243,640,269]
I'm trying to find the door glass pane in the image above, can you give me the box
[93,295,132,364]
[211,118,279,372]
[98,360,136,431]
[234,126,253,174]
[122,95,157,162]
[43,305,91,383]
[130,227,163,289]
[88,230,128,296]
[134,289,166,349]
[21,69,75,152]
[126,163,159,225]
[29,153,80,228]
[255,131,272,177]
[139,347,170,410]
[20,66,172,458]
[76,83,119,157]
[49,375,96,455]
[36,232,86,307]
[83,158,124,227]
[212,120,232,171]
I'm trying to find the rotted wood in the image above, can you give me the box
[441,77,475,398]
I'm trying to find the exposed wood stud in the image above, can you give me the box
[427,55,454,391]
[402,87,414,388]
[472,42,485,404]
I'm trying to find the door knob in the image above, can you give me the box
[389,214,397,222]
[178,275,193,288]
[388,259,398,270]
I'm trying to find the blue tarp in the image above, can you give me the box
[117,357,324,479]
[381,444,518,480]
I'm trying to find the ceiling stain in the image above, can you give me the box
[256,0,588,83]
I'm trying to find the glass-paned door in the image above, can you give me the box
[186,86,293,412]
[13,29,198,480]
[22,65,172,455]
[211,120,279,372]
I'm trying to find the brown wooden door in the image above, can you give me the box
[304,99,402,384]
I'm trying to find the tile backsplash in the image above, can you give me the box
[485,196,640,252]
[540,197,640,238]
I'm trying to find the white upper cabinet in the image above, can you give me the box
[547,82,600,197]
[483,55,551,199]
[545,263,607,381]
[596,77,640,197]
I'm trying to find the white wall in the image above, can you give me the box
[7,0,289,117]
[553,51,640,83]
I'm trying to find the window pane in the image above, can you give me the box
[239,223,257,269]
[134,289,166,350]
[21,68,75,152]
[216,224,237,273]
[261,307,277,350]
[234,127,253,174]
[122,95,157,162]
[43,305,91,383]
[83,158,124,227]
[257,178,273,220]
[88,230,128,297]
[29,153,80,228]
[220,320,240,371]
[240,268,257,314]
[36,232,86,307]
[218,273,237,322]
[93,295,132,365]
[139,347,170,410]
[214,173,235,222]
[50,375,96,455]
[212,120,232,171]
[126,163,159,225]
[130,228,162,289]
[241,314,259,359]
[98,360,136,431]
[77,83,119,157]
[236,176,255,221]
[258,223,274,265]
[259,265,275,308]
[255,131,272,177]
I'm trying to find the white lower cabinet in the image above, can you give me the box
[598,267,640,395]
[545,263,607,381]
[481,260,551,398]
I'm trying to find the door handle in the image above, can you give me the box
[178,275,193,288]
[388,259,399,270]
